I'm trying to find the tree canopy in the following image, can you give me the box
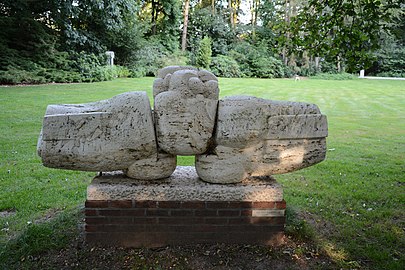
[0,0,403,84]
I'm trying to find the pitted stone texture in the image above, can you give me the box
[154,67,219,155]
[124,152,176,180]
[215,96,326,148]
[37,92,157,172]
[196,96,328,184]
[87,166,283,202]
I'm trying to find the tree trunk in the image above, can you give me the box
[151,0,157,35]
[337,55,341,72]
[315,56,320,70]
[229,0,235,29]
[181,0,190,51]
[229,0,240,29]
[251,0,260,40]
[283,0,290,65]
[236,0,241,22]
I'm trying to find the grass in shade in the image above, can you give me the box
[0,77,404,269]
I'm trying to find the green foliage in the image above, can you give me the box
[114,66,131,78]
[229,42,285,78]
[0,0,403,84]
[188,7,235,56]
[57,0,141,53]
[195,37,212,69]
[0,209,80,268]
[310,72,357,80]
[285,207,315,241]
[0,69,47,85]
[290,0,403,73]
[140,0,182,52]
[161,52,188,68]
[372,46,405,77]
[129,42,187,77]
[130,43,167,77]
[298,65,318,77]
[252,56,285,78]
[318,60,339,74]
[0,49,128,84]
[210,55,242,78]
[0,1,139,84]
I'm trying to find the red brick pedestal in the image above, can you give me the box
[85,167,286,247]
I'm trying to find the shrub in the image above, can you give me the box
[195,37,212,69]
[319,60,339,74]
[229,41,286,78]
[161,52,188,68]
[69,52,107,82]
[129,43,166,77]
[376,71,405,77]
[210,55,242,78]
[0,69,46,84]
[114,66,131,78]
[310,72,357,80]
[0,51,128,84]
[372,47,405,78]
[37,69,82,83]
[299,65,318,77]
[251,56,285,78]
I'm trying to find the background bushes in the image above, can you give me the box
[210,55,242,78]
[0,47,132,85]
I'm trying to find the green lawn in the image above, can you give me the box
[0,78,404,269]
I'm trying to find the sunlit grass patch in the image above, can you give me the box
[1,77,404,269]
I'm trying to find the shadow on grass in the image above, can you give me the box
[5,205,398,269]
[0,207,82,269]
[286,207,369,269]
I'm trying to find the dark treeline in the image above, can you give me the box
[0,0,404,84]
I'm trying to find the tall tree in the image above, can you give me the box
[290,0,403,72]
[228,0,241,29]
[181,0,190,51]
[139,0,182,51]
[188,6,234,55]
[250,0,260,40]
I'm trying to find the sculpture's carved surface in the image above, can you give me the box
[195,96,328,183]
[38,66,328,183]
[124,151,176,180]
[154,66,219,155]
[37,92,157,171]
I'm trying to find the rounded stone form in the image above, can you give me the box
[125,153,176,180]
[153,67,219,156]
[195,96,328,184]
[195,146,248,184]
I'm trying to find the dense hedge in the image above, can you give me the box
[0,49,131,85]
[310,73,358,80]
[210,55,242,78]
[373,47,405,77]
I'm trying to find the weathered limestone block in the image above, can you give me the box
[196,146,249,184]
[154,66,219,155]
[37,92,159,173]
[38,65,328,184]
[124,151,176,180]
[196,96,328,184]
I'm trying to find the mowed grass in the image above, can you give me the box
[0,77,404,269]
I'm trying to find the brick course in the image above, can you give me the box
[85,199,285,247]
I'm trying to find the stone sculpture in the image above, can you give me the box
[153,66,219,155]
[195,96,327,183]
[37,92,157,171]
[38,66,328,184]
